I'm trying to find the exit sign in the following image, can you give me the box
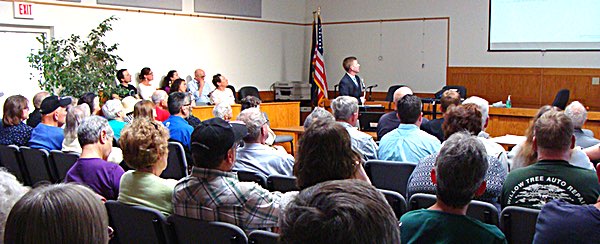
[13,2,34,19]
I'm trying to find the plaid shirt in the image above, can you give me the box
[172,167,282,230]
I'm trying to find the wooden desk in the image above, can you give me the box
[192,102,300,128]
[486,107,600,137]
[272,125,377,153]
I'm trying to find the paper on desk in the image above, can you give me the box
[489,135,526,145]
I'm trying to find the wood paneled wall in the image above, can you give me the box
[447,67,600,111]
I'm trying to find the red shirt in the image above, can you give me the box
[155,106,170,122]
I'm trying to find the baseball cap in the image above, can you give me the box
[40,95,72,114]
[191,118,248,158]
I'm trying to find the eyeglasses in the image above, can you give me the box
[183,103,192,107]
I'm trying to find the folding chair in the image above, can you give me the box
[379,189,407,219]
[49,150,79,182]
[237,170,267,188]
[105,201,174,244]
[364,160,416,197]
[168,215,247,244]
[19,146,54,185]
[160,142,189,180]
[0,145,28,185]
[500,206,540,244]
[248,230,279,244]
[266,175,298,192]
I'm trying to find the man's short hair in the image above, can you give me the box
[101,99,123,120]
[331,96,358,121]
[212,74,222,87]
[237,108,267,142]
[303,107,334,129]
[393,86,413,103]
[212,103,232,120]
[462,96,489,129]
[534,110,574,151]
[32,91,50,109]
[564,101,587,129]
[280,179,401,244]
[240,96,262,111]
[167,92,190,115]
[442,104,483,139]
[435,131,488,208]
[151,90,168,105]
[440,90,461,112]
[396,94,422,124]
[116,69,127,82]
[342,56,357,72]
[77,116,114,146]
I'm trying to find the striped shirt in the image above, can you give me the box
[172,167,282,230]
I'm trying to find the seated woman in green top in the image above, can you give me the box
[117,118,177,215]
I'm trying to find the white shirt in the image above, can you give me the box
[210,88,235,105]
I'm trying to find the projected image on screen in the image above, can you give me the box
[489,0,600,51]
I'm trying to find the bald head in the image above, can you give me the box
[194,69,205,80]
[393,86,413,103]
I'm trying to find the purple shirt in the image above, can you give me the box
[65,158,124,200]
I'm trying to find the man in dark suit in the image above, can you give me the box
[338,56,364,104]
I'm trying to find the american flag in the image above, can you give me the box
[310,12,328,106]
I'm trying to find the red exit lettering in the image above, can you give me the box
[19,4,32,15]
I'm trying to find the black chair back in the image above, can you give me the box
[248,230,279,244]
[227,85,238,103]
[19,147,54,185]
[385,85,405,102]
[500,206,540,244]
[49,150,79,182]
[160,142,188,180]
[266,175,298,192]
[168,215,248,244]
[551,89,570,110]
[359,112,385,132]
[237,170,267,188]
[0,145,28,185]
[105,201,174,244]
[238,86,261,101]
[409,193,499,226]
[364,160,416,197]
[378,189,407,219]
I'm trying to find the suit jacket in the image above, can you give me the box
[338,73,362,104]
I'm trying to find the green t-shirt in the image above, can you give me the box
[118,170,178,215]
[400,209,506,244]
[501,160,600,209]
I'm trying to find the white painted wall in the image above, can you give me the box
[305,0,600,92]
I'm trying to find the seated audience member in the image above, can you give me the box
[0,168,29,241]
[209,73,235,105]
[118,119,177,215]
[234,108,294,177]
[378,94,441,163]
[189,68,211,105]
[565,101,600,149]
[102,99,127,141]
[240,96,277,146]
[169,78,187,94]
[212,102,233,121]
[421,89,460,142]
[133,100,156,121]
[120,96,138,123]
[0,95,33,146]
[407,104,507,205]
[160,70,178,94]
[62,104,91,152]
[331,96,378,160]
[163,92,194,148]
[501,111,600,209]
[116,68,137,98]
[26,91,49,128]
[28,95,71,151]
[509,105,594,171]
[303,107,334,129]
[4,183,109,243]
[138,67,155,101]
[65,116,125,200]
[77,92,101,115]
[376,86,429,140]
[462,96,509,171]
[172,118,283,231]
[401,131,506,244]
[533,197,600,244]
[151,90,170,122]
[280,180,400,244]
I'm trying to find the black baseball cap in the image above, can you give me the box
[40,95,72,115]
[191,118,248,157]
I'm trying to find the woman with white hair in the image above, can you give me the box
[102,99,127,141]
[0,168,29,241]
[212,102,232,121]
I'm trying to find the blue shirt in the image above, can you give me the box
[163,115,193,147]
[188,79,212,105]
[108,119,127,141]
[28,123,64,151]
[534,199,600,244]
[338,122,378,161]
[233,143,295,178]
[378,124,441,163]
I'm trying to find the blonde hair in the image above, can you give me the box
[119,119,169,170]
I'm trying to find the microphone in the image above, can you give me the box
[366,84,378,89]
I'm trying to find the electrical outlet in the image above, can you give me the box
[593,77,600,85]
